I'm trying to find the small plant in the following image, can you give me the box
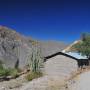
[26,41,44,81]
[0,68,10,77]
[8,68,19,78]
[0,62,19,77]
[26,71,43,81]
[0,61,10,77]
[0,68,19,77]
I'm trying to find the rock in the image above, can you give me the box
[0,26,32,69]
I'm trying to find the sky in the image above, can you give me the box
[0,0,90,43]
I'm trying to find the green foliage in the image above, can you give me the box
[72,33,90,58]
[0,66,10,77]
[26,71,43,81]
[0,63,19,77]
[8,68,19,78]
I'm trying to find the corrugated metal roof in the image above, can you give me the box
[66,52,87,59]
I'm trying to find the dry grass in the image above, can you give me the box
[26,72,43,81]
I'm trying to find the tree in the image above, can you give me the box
[72,33,90,59]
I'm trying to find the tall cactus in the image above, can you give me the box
[28,41,44,73]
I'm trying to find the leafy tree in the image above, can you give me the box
[72,33,90,59]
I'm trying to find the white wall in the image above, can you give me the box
[44,54,78,80]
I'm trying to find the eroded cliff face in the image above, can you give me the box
[0,26,32,69]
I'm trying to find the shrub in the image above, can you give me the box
[26,71,43,81]
[0,68,10,77]
[0,63,10,77]
[8,68,19,78]
[0,63,19,77]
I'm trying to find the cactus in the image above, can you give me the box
[28,41,44,73]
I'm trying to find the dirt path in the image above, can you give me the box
[67,70,90,90]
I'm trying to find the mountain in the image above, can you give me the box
[40,41,68,57]
[0,26,68,70]
[62,40,80,53]
[0,26,32,69]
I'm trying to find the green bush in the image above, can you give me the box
[26,71,43,81]
[8,68,19,78]
[0,68,10,77]
[0,64,19,77]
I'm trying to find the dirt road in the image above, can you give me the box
[67,70,90,90]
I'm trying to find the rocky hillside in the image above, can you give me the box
[40,41,68,57]
[0,26,67,70]
[0,26,32,69]
[62,40,80,53]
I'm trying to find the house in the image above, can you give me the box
[44,52,89,69]
[43,51,89,84]
[43,42,89,80]
[44,52,78,79]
